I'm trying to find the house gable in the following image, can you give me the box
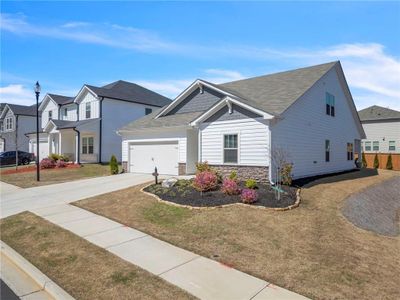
[204,103,262,123]
[166,86,224,115]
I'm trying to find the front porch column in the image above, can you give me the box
[58,132,62,155]
[48,133,52,155]
[75,131,80,164]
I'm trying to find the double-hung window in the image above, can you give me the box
[224,134,238,164]
[82,137,94,154]
[347,143,353,161]
[85,103,91,119]
[5,117,13,130]
[389,141,396,151]
[373,141,379,151]
[325,92,335,117]
[64,108,68,118]
[48,110,52,120]
[365,141,371,151]
[325,140,330,162]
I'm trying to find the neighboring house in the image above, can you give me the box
[0,103,39,154]
[118,61,365,182]
[26,81,171,163]
[358,105,400,170]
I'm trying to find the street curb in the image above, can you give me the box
[0,241,75,300]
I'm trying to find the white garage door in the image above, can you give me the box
[129,142,179,175]
[31,141,49,161]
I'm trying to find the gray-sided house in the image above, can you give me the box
[26,81,171,162]
[0,103,39,153]
[118,61,365,182]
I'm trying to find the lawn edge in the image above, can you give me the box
[0,240,75,300]
[140,184,301,211]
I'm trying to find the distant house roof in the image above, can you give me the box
[358,105,400,122]
[120,61,342,131]
[84,80,171,107]
[48,94,75,105]
[2,103,38,117]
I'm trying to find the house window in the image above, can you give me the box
[365,141,371,151]
[0,122,3,132]
[224,134,238,164]
[85,103,91,119]
[64,108,68,118]
[82,137,94,154]
[373,141,379,151]
[347,143,353,161]
[5,117,13,130]
[48,110,52,120]
[389,141,396,151]
[325,140,330,162]
[325,92,335,117]
[145,108,152,115]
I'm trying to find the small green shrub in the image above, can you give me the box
[361,152,367,168]
[196,161,212,173]
[245,179,258,189]
[386,153,393,170]
[373,154,379,169]
[280,163,293,186]
[49,153,61,161]
[110,155,119,175]
[59,154,70,162]
[229,171,238,181]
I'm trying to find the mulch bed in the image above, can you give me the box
[1,164,81,175]
[144,180,297,208]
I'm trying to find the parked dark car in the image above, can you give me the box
[0,151,35,166]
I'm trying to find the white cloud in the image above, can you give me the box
[0,84,35,105]
[61,21,90,28]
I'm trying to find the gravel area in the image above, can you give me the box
[342,176,400,236]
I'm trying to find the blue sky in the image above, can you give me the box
[1,1,399,110]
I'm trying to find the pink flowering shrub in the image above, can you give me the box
[40,158,56,169]
[241,188,258,204]
[222,178,240,195]
[56,160,67,168]
[192,171,218,192]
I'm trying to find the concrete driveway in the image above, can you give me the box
[0,173,154,218]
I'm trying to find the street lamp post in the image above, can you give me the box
[35,81,41,181]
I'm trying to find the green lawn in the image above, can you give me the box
[0,164,117,188]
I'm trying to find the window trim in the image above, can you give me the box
[85,102,91,119]
[365,141,371,151]
[5,116,13,131]
[388,141,396,151]
[372,141,379,151]
[325,140,330,162]
[82,136,94,154]
[48,110,53,120]
[325,92,335,117]
[64,108,68,118]
[347,143,353,161]
[223,133,239,164]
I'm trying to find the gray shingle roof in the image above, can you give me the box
[85,80,171,107]
[51,118,100,129]
[219,61,338,115]
[358,105,400,122]
[6,104,38,116]
[119,61,339,131]
[48,94,74,105]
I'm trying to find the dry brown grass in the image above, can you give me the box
[0,164,113,188]
[0,212,195,300]
[75,169,400,300]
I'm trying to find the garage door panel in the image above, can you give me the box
[129,142,179,175]
[31,141,49,161]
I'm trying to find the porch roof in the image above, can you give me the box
[49,118,100,130]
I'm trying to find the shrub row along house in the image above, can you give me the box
[25,81,171,163]
[118,61,366,182]
[358,105,400,170]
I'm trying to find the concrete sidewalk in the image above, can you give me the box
[0,173,154,218]
[32,203,309,300]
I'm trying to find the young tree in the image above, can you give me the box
[110,155,119,175]
[386,153,393,170]
[373,153,379,169]
[361,152,367,168]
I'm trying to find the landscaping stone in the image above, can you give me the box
[161,178,178,188]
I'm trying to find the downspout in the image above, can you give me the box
[15,115,19,169]
[72,127,80,164]
[99,97,104,163]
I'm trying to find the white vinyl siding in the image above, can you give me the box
[79,91,99,120]
[41,99,59,128]
[61,104,78,121]
[200,118,269,166]
[361,121,400,154]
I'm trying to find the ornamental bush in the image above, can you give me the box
[40,158,56,169]
[229,171,238,181]
[222,178,240,195]
[362,152,367,168]
[49,153,61,161]
[110,155,119,175]
[245,179,257,189]
[59,154,70,162]
[192,171,218,192]
[241,188,258,204]
[195,161,212,173]
[373,154,379,169]
[56,160,67,168]
[386,153,393,170]
[280,163,293,186]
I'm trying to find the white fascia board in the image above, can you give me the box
[43,119,58,132]
[38,94,55,111]
[0,104,11,119]
[74,85,98,104]
[189,96,274,126]
[155,79,239,119]
[118,125,189,135]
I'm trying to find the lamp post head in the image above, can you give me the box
[34,81,41,95]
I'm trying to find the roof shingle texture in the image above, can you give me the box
[358,105,400,122]
[48,94,75,105]
[86,80,171,107]
[51,118,100,129]
[5,104,38,116]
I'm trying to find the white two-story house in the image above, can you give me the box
[27,80,171,163]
